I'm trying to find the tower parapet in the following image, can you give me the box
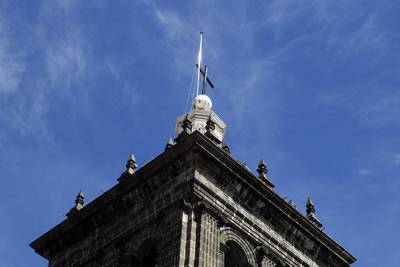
[175,95,226,144]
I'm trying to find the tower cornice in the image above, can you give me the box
[30,131,356,265]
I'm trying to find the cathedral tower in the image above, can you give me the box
[30,34,356,267]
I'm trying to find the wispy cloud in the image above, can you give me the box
[394,154,400,165]
[142,1,196,82]
[154,8,188,41]
[358,91,400,127]
[0,16,25,93]
[353,169,372,176]
[0,0,90,151]
[106,62,138,107]
[349,14,388,53]
[144,1,281,109]
[45,32,86,90]
[0,12,40,147]
[139,0,309,161]
[315,6,400,127]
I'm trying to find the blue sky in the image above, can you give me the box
[0,0,399,266]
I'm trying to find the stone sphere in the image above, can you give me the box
[192,94,212,110]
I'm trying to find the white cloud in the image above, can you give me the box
[143,2,197,82]
[358,91,400,127]
[349,14,388,54]
[315,10,399,127]
[154,8,188,41]
[106,62,138,107]
[55,0,79,11]
[0,16,25,93]
[0,49,24,93]
[45,31,86,91]
[264,0,309,26]
[0,0,90,149]
[144,1,280,100]
[0,13,45,148]
[140,1,288,159]
[394,154,400,165]
[353,169,372,176]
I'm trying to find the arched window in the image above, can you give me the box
[131,239,158,267]
[224,240,252,267]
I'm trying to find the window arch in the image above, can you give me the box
[224,240,252,267]
[220,227,257,267]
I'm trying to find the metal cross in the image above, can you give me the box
[196,64,214,95]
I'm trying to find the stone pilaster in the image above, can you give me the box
[196,212,219,267]
[158,211,184,267]
[182,210,198,267]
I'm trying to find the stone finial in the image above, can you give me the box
[221,143,230,154]
[306,197,315,214]
[75,190,85,209]
[256,159,274,189]
[165,137,174,151]
[66,190,85,217]
[306,197,323,229]
[257,160,268,176]
[126,153,138,174]
[181,114,193,134]
[205,116,215,132]
[176,114,193,142]
[284,197,296,208]
[205,115,221,144]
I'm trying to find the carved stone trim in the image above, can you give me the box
[220,227,258,267]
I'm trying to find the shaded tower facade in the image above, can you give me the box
[31,94,356,267]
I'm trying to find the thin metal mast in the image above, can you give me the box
[196,32,203,98]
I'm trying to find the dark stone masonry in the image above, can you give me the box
[31,76,356,267]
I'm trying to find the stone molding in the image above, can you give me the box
[220,226,258,267]
[31,131,356,267]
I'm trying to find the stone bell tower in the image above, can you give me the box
[30,34,356,267]
[30,92,356,267]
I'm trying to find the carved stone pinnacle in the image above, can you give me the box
[126,153,138,174]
